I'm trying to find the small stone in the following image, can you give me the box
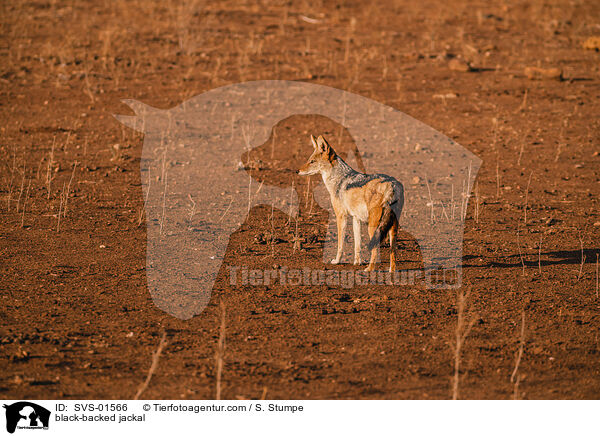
[583,36,600,51]
[433,92,458,100]
[524,66,562,80]
[448,58,471,72]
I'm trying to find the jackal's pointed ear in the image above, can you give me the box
[310,135,318,150]
[316,135,330,152]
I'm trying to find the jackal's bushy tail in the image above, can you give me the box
[367,204,397,251]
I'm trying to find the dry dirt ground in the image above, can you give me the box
[1,0,599,400]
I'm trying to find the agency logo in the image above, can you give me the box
[115,80,481,320]
[3,402,50,433]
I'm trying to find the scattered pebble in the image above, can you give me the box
[448,58,471,72]
[433,92,458,100]
[582,36,600,51]
[524,66,562,80]
[299,15,321,24]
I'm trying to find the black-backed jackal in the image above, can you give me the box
[298,135,404,272]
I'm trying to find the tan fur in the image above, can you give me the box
[365,205,382,271]
[388,219,398,272]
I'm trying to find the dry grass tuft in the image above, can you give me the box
[511,310,526,400]
[134,330,168,400]
[451,287,476,400]
[215,301,227,400]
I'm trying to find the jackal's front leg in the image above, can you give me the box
[352,217,362,265]
[331,213,347,264]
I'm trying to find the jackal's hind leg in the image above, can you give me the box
[388,220,398,273]
[365,207,382,272]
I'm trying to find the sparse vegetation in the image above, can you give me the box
[134,330,169,400]
[1,0,599,401]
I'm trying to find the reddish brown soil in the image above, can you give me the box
[1,0,599,400]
